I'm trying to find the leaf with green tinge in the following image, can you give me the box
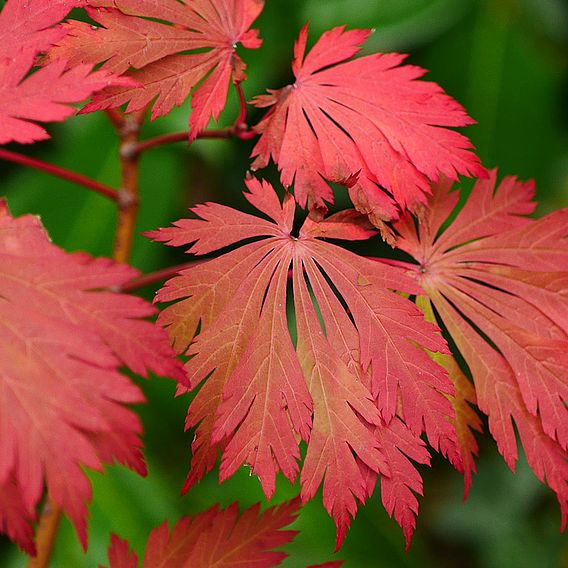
[395,171,568,528]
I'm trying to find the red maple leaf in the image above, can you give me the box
[0,0,84,58]
[0,0,133,145]
[103,499,299,568]
[105,535,138,568]
[49,0,264,138]
[395,171,568,527]
[149,177,458,545]
[251,25,485,226]
[0,201,184,551]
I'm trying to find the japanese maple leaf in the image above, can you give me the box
[0,202,184,551]
[251,25,485,226]
[49,0,264,138]
[362,418,431,549]
[103,499,299,568]
[0,0,134,145]
[149,177,458,545]
[0,53,134,144]
[0,0,84,58]
[394,171,568,527]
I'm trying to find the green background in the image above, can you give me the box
[1,0,567,566]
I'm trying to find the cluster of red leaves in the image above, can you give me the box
[1,0,567,563]
[48,1,483,223]
[102,499,308,568]
[151,172,568,546]
[0,0,131,144]
[0,201,183,554]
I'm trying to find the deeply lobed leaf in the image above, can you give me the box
[251,25,485,226]
[104,499,299,568]
[0,202,183,551]
[0,0,133,145]
[395,171,568,527]
[0,0,85,58]
[150,177,457,545]
[49,0,264,138]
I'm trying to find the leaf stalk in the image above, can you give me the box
[0,148,118,201]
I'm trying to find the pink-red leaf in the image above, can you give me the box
[104,535,139,568]
[0,0,84,58]
[0,54,134,145]
[104,499,299,568]
[49,0,264,137]
[0,0,133,145]
[395,171,568,527]
[150,177,454,544]
[0,202,183,550]
[251,25,484,224]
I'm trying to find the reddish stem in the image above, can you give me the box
[234,82,248,128]
[0,148,118,201]
[133,129,232,155]
[108,109,145,263]
[105,108,125,130]
[132,83,257,155]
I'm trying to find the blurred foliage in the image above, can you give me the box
[1,0,567,566]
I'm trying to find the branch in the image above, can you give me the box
[108,109,146,263]
[132,128,233,155]
[27,497,61,568]
[0,148,118,201]
[132,83,257,155]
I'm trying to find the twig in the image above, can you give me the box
[234,82,248,129]
[27,497,61,568]
[0,148,118,201]
[133,128,232,155]
[105,108,125,130]
[132,82,257,156]
[108,109,146,263]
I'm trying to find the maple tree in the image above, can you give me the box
[0,0,566,565]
